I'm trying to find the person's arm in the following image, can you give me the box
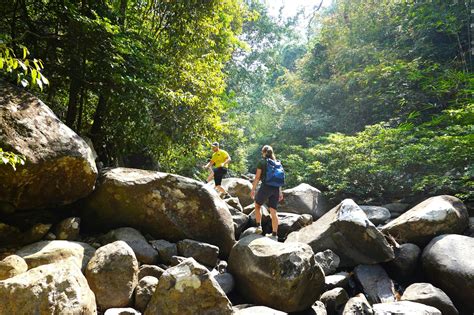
[223,152,231,167]
[250,168,262,200]
[204,160,215,169]
[279,186,284,202]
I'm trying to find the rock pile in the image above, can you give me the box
[1,86,473,314]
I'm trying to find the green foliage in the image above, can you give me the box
[0,0,246,173]
[0,43,49,90]
[281,0,471,142]
[0,148,25,171]
[299,102,474,203]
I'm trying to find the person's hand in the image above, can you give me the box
[279,192,284,202]
[250,189,255,200]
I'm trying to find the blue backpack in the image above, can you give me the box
[265,158,285,187]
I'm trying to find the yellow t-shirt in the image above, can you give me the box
[211,150,230,168]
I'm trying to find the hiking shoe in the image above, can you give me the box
[266,233,278,241]
[255,226,263,234]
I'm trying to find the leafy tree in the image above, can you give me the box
[0,0,246,175]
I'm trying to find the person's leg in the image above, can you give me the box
[267,187,279,239]
[254,185,268,234]
[269,207,278,235]
[254,202,263,234]
[214,168,226,196]
[216,167,229,195]
[207,169,214,183]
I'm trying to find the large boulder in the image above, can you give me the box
[384,243,420,281]
[144,258,233,315]
[354,264,396,304]
[343,293,373,315]
[85,241,139,310]
[228,234,325,313]
[286,199,394,267]
[229,206,249,239]
[372,301,441,314]
[422,234,474,312]
[278,183,328,218]
[134,276,158,312]
[177,239,219,267]
[221,178,253,207]
[234,306,287,315]
[150,239,177,264]
[320,288,349,315]
[82,168,235,257]
[381,195,469,245]
[0,81,97,210]
[0,255,27,280]
[16,240,95,271]
[314,249,340,276]
[401,283,458,315]
[277,212,313,240]
[101,227,158,264]
[0,262,96,314]
[359,206,391,225]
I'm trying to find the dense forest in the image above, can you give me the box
[1,0,472,206]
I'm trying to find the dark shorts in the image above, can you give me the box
[255,184,280,209]
[213,167,227,186]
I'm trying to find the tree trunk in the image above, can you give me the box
[90,91,109,161]
[119,0,127,27]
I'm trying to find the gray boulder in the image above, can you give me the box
[320,288,349,315]
[286,199,394,267]
[372,301,441,314]
[82,167,235,257]
[401,283,458,315]
[343,293,373,315]
[383,203,410,216]
[221,178,254,207]
[150,239,177,264]
[0,81,97,210]
[228,206,249,239]
[177,239,219,267]
[16,240,95,271]
[85,241,138,310]
[384,243,420,281]
[0,261,96,314]
[359,206,391,225]
[277,212,313,240]
[225,196,244,212]
[134,276,158,312]
[0,255,27,280]
[228,234,325,312]
[234,306,287,314]
[104,308,140,315]
[381,195,469,245]
[101,227,158,264]
[138,264,164,281]
[325,271,350,291]
[422,234,474,312]
[278,183,328,218]
[314,249,340,276]
[354,264,396,304]
[144,258,233,315]
[214,272,235,294]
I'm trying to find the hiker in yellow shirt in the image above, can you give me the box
[204,142,231,197]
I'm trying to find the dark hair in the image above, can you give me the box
[262,145,276,160]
